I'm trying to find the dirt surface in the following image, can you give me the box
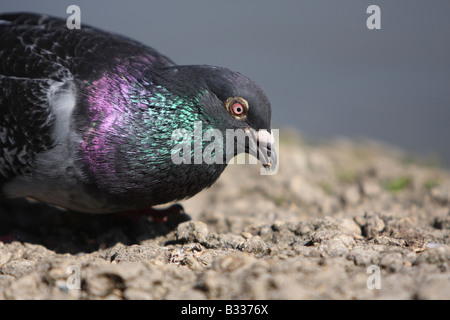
[1,130,449,300]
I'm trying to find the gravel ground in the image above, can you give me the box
[0,130,449,300]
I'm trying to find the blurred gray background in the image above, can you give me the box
[2,0,450,166]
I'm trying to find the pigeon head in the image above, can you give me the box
[154,65,277,170]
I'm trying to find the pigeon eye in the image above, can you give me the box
[225,97,249,119]
[232,103,244,115]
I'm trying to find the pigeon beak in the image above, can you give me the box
[244,127,278,172]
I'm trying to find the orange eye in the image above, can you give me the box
[225,97,249,119]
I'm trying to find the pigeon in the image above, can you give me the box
[0,13,276,215]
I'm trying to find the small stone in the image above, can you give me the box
[237,236,268,254]
[175,221,209,244]
[309,230,342,243]
[379,252,404,272]
[0,259,37,277]
[355,212,385,239]
[337,218,361,237]
[309,231,355,256]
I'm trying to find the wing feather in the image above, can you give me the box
[0,12,175,186]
